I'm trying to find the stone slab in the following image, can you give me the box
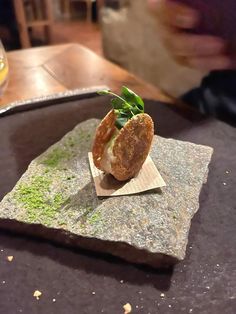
[0,119,213,268]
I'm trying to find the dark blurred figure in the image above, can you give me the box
[0,0,20,50]
[148,0,236,127]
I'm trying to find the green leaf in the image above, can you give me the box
[111,97,124,109]
[115,116,129,129]
[97,87,145,130]
[121,86,144,111]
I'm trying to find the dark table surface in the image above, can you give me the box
[0,96,235,314]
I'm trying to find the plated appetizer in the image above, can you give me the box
[92,87,154,181]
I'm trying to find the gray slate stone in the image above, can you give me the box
[0,119,213,268]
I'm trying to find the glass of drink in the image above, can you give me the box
[0,40,9,97]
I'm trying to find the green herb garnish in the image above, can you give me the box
[98,86,144,129]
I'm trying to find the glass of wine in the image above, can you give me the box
[0,40,9,97]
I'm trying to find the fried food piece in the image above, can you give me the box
[92,110,154,181]
[92,110,117,169]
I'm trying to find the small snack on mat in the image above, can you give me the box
[7,255,14,262]
[33,290,42,300]
[123,303,132,314]
[92,87,154,181]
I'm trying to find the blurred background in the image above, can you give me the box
[0,0,203,97]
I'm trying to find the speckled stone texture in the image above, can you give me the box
[0,119,213,268]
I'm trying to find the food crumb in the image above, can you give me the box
[120,280,124,284]
[223,182,227,186]
[52,298,56,302]
[0,249,3,252]
[92,292,96,295]
[226,171,229,174]
[33,290,42,300]
[189,309,193,313]
[160,293,165,298]
[123,303,132,314]
[2,280,6,284]
[206,286,210,290]
[135,305,139,309]
[7,256,14,262]
[216,264,220,267]
[169,305,172,308]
